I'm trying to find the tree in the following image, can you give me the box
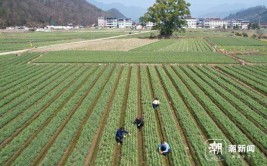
[139,16,146,26]
[249,23,260,30]
[256,28,265,39]
[143,0,191,37]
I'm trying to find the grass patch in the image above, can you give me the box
[236,54,267,63]
[33,50,237,64]
[207,37,267,46]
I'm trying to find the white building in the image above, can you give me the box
[98,17,132,28]
[203,18,228,29]
[146,21,155,28]
[98,17,106,27]
[46,25,73,30]
[118,18,132,28]
[106,17,118,28]
[228,19,250,29]
[186,18,197,28]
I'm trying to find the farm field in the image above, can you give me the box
[1,28,267,166]
[235,54,267,63]
[0,30,129,53]
[131,38,213,52]
[206,36,267,52]
[32,51,236,64]
[0,53,267,166]
[31,37,238,64]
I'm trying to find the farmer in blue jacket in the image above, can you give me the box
[158,141,171,156]
[115,127,131,145]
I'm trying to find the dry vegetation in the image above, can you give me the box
[31,38,158,52]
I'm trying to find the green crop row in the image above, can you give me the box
[207,37,267,46]
[0,65,72,127]
[252,66,267,73]
[131,38,213,52]
[217,66,267,95]
[120,66,139,165]
[10,66,110,165]
[149,66,196,166]
[93,67,129,165]
[140,66,164,166]
[159,38,213,52]
[199,66,267,120]
[0,67,71,116]
[227,66,267,85]
[38,66,120,165]
[243,66,267,78]
[0,65,52,96]
[0,53,39,66]
[0,65,65,114]
[63,65,121,166]
[33,50,236,64]
[193,66,267,130]
[0,65,99,165]
[218,66,267,106]
[0,65,36,87]
[161,66,221,165]
[187,66,267,148]
[164,66,245,165]
[0,66,82,143]
[179,66,267,165]
[231,66,267,82]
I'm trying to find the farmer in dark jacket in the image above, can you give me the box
[115,127,130,145]
[133,116,144,130]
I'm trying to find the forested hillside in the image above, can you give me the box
[0,0,124,28]
[225,6,267,23]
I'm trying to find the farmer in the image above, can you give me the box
[133,116,144,130]
[152,97,160,110]
[115,127,131,145]
[158,141,171,156]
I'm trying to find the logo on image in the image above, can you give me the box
[205,139,226,161]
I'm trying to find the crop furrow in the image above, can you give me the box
[155,66,198,166]
[31,65,116,166]
[0,65,71,126]
[1,66,103,165]
[60,66,123,166]
[0,65,52,96]
[137,66,146,166]
[216,66,267,96]
[212,66,267,109]
[193,66,267,132]
[112,66,131,166]
[0,65,86,148]
[184,66,267,157]
[146,66,173,166]
[173,66,266,165]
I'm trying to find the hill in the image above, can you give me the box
[88,0,146,21]
[0,0,124,28]
[225,6,267,23]
[106,8,126,19]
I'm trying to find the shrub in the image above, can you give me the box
[242,32,248,37]
[235,32,242,36]
[251,34,257,39]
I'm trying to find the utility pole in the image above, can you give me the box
[258,16,261,29]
